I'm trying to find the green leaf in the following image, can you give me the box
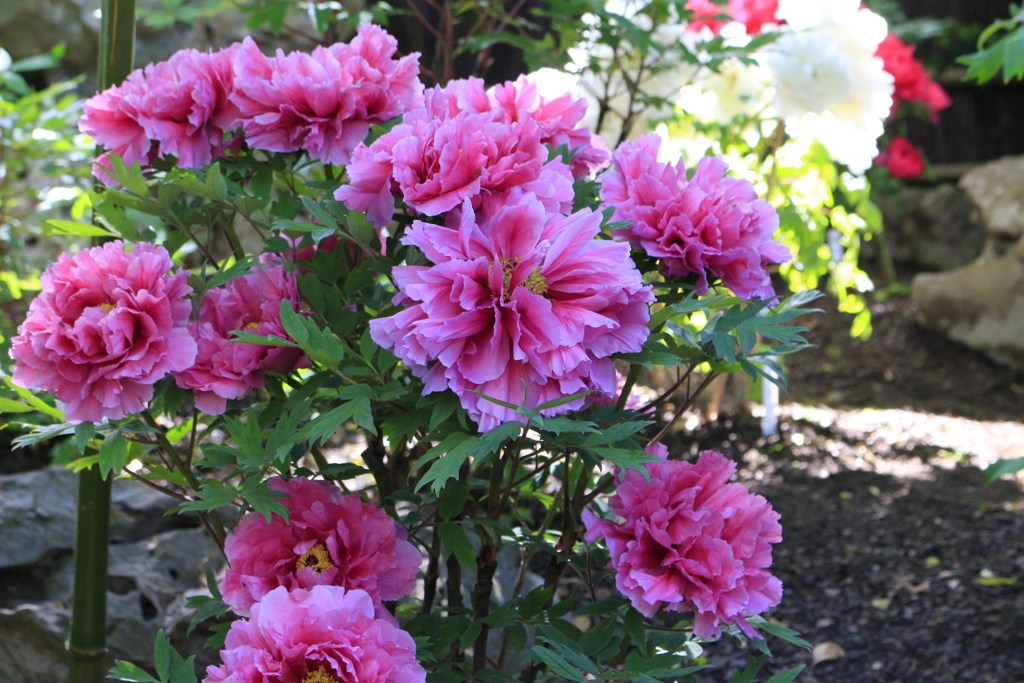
[468,391,518,410]
[154,629,171,682]
[579,616,617,657]
[0,397,34,414]
[764,665,806,683]
[536,390,593,411]
[5,376,64,420]
[985,457,1024,484]
[73,422,95,454]
[44,219,120,238]
[108,661,160,683]
[417,434,480,495]
[530,645,584,681]
[98,431,128,480]
[228,331,300,348]
[240,479,290,524]
[623,606,648,657]
[438,481,468,520]
[438,522,476,571]
[726,655,764,683]
[204,256,255,290]
[590,447,662,476]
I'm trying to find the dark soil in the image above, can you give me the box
[689,292,1024,683]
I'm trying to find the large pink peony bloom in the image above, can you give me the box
[230,24,422,165]
[333,77,582,227]
[205,585,426,683]
[583,449,783,638]
[80,45,240,183]
[172,265,307,415]
[598,134,789,300]
[10,242,196,423]
[369,195,653,432]
[221,477,421,616]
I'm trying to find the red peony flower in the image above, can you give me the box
[583,449,783,638]
[876,34,951,122]
[205,585,426,683]
[877,135,925,180]
[10,242,196,423]
[221,477,421,617]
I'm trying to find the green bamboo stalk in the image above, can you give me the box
[68,1,136,682]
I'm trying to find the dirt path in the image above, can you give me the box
[692,294,1024,682]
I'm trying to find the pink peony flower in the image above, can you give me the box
[598,134,789,300]
[489,74,610,178]
[230,24,423,165]
[335,94,572,227]
[369,195,653,432]
[80,45,240,184]
[221,477,421,616]
[10,242,196,423]
[172,265,307,415]
[205,585,426,683]
[333,76,587,228]
[583,449,783,638]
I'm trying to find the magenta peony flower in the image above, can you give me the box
[583,449,783,638]
[10,242,196,423]
[369,195,653,432]
[205,585,426,683]
[172,265,307,415]
[598,134,789,300]
[229,24,422,166]
[80,45,240,183]
[333,77,580,228]
[221,477,421,616]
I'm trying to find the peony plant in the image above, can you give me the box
[7,15,820,683]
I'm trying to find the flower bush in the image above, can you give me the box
[7,16,823,683]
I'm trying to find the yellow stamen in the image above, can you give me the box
[243,321,260,331]
[295,543,334,574]
[302,666,339,683]
[100,302,114,311]
[522,268,548,296]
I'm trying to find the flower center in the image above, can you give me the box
[302,666,339,683]
[522,268,547,296]
[295,543,334,574]
[243,321,260,331]
[99,302,114,311]
[499,256,521,302]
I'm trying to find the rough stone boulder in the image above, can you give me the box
[912,156,1024,369]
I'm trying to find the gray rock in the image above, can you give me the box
[874,184,987,271]
[960,155,1024,243]
[0,603,70,683]
[0,467,182,570]
[912,160,1024,369]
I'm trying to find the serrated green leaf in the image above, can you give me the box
[579,616,617,657]
[417,434,480,494]
[438,522,476,571]
[623,606,648,657]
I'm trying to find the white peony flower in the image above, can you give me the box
[765,0,893,173]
